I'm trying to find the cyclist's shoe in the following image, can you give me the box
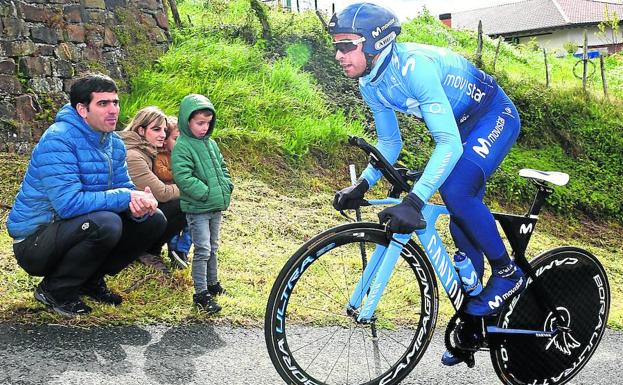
[80,278,123,305]
[193,290,222,314]
[168,250,189,269]
[465,262,526,316]
[207,282,226,296]
[441,351,463,366]
[35,283,92,317]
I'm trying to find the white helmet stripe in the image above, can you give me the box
[351,3,367,30]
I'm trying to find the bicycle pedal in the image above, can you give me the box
[465,353,476,368]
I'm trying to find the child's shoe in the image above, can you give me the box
[168,250,189,269]
[193,290,221,314]
[207,282,226,296]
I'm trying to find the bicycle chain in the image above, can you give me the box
[444,313,476,368]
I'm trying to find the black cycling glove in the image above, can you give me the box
[378,192,426,233]
[333,178,369,211]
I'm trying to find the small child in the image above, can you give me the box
[172,94,233,314]
[153,116,192,269]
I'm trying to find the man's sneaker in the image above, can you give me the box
[207,282,226,296]
[80,278,123,305]
[139,253,171,275]
[465,262,526,316]
[34,284,92,317]
[168,250,189,269]
[193,290,222,314]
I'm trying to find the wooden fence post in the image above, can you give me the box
[543,48,550,87]
[493,36,502,71]
[250,0,271,40]
[583,30,588,92]
[600,55,609,99]
[166,0,183,29]
[475,20,483,68]
[315,0,328,31]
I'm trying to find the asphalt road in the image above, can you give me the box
[0,324,620,385]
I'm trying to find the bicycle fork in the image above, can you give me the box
[346,233,412,323]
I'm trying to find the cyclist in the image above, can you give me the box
[329,2,525,364]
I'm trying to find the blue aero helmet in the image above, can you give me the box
[328,2,401,60]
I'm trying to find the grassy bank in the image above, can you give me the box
[0,0,621,329]
[0,153,621,328]
[145,1,623,222]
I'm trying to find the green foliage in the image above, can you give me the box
[495,78,623,221]
[597,4,621,45]
[137,0,623,221]
[519,37,542,52]
[563,41,577,54]
[285,42,312,68]
[120,30,364,158]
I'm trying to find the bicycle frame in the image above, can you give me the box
[343,135,567,337]
[347,184,561,340]
[347,198,465,323]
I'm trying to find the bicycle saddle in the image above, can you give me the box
[519,169,569,186]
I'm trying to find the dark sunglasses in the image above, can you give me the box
[333,37,366,54]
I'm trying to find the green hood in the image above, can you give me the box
[178,94,217,139]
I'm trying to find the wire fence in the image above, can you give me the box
[261,0,334,15]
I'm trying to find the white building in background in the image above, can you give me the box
[439,0,623,54]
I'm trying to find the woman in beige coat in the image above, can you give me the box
[121,106,187,274]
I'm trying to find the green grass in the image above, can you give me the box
[1,172,621,328]
[118,27,364,159]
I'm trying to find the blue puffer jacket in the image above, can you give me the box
[6,104,134,239]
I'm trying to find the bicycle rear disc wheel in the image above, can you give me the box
[265,222,438,385]
[490,247,610,385]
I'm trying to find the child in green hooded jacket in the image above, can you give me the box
[172,94,233,313]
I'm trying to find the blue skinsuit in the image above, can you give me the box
[359,43,520,275]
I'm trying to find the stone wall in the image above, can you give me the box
[0,0,170,153]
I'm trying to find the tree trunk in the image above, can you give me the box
[250,0,271,41]
[314,0,328,31]
[167,0,183,29]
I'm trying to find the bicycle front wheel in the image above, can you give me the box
[490,247,610,385]
[265,222,439,385]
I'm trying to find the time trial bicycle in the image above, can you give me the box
[265,136,610,385]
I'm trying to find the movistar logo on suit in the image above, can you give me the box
[444,74,486,103]
[473,138,491,158]
[472,116,506,158]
